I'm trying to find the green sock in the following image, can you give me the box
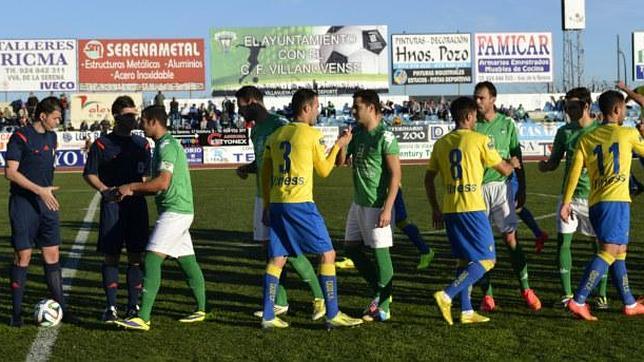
[591,240,608,298]
[139,253,165,321]
[557,233,573,296]
[289,255,324,299]
[507,242,530,291]
[177,255,207,312]
[275,285,288,307]
[477,272,494,297]
[345,244,378,293]
[374,248,394,312]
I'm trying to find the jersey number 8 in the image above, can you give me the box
[449,148,463,180]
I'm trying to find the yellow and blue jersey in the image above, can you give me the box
[427,129,503,214]
[563,123,644,206]
[263,122,339,204]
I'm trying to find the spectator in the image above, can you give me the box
[80,120,89,131]
[26,92,38,118]
[200,114,208,130]
[180,103,190,127]
[153,91,165,107]
[90,120,100,131]
[170,97,179,127]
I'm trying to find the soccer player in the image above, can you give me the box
[83,96,151,322]
[5,97,71,326]
[234,86,326,320]
[561,89,644,320]
[115,106,207,331]
[336,89,401,322]
[474,81,541,311]
[259,89,362,329]
[426,96,517,325]
[538,87,608,308]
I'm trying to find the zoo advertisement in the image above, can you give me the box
[210,25,389,96]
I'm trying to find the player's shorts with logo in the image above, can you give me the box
[98,196,149,254]
[589,201,629,245]
[147,212,195,258]
[444,211,496,261]
[268,202,333,257]
[482,181,518,233]
[344,202,394,248]
[9,193,60,250]
[556,197,595,237]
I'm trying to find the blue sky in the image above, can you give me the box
[1,0,641,97]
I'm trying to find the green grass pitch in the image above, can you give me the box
[0,163,643,360]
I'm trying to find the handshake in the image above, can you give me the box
[101,185,134,202]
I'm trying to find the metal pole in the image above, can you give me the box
[617,34,621,81]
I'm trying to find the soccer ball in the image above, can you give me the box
[34,299,63,327]
[318,26,388,75]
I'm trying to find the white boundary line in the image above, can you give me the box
[26,192,101,362]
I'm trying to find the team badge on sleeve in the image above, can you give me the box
[160,161,174,173]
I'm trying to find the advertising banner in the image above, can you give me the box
[185,147,203,164]
[474,32,553,83]
[0,39,77,91]
[634,32,644,81]
[391,33,471,85]
[198,128,250,147]
[390,125,429,143]
[210,25,388,96]
[203,145,254,164]
[69,92,143,129]
[78,39,205,91]
[58,130,102,150]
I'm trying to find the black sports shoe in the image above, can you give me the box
[101,306,118,323]
[126,305,140,319]
[9,315,23,327]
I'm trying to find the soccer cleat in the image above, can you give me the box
[461,311,490,324]
[179,311,206,323]
[623,303,644,316]
[535,232,548,254]
[312,298,326,321]
[115,317,151,331]
[326,311,364,329]
[253,304,289,318]
[567,301,598,321]
[417,249,435,270]
[9,316,23,328]
[362,308,391,322]
[480,295,496,312]
[522,289,542,311]
[102,306,118,323]
[593,296,609,310]
[261,317,289,329]
[636,296,644,305]
[126,305,140,319]
[433,291,453,326]
[558,295,574,308]
[334,258,355,269]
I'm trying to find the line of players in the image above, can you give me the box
[5,81,644,329]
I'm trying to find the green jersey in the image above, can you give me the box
[153,132,193,214]
[549,120,600,199]
[251,113,286,197]
[475,113,521,184]
[347,122,399,208]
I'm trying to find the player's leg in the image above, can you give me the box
[177,251,208,322]
[39,203,71,320]
[125,252,143,318]
[394,190,434,269]
[123,197,149,318]
[344,204,378,292]
[101,253,120,322]
[261,256,288,327]
[556,233,574,303]
[517,207,548,251]
[97,201,121,321]
[8,194,38,327]
[590,239,609,309]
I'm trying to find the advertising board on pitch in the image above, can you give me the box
[78,39,205,91]
[391,33,471,85]
[474,32,553,83]
[0,39,77,91]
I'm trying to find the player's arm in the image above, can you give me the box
[539,128,565,172]
[236,160,257,179]
[560,147,585,222]
[335,127,353,166]
[509,123,527,208]
[630,128,644,156]
[314,128,351,177]
[82,142,109,192]
[261,150,272,210]
[120,144,176,196]
[424,170,443,230]
[4,134,59,211]
[616,81,644,107]
[379,154,401,227]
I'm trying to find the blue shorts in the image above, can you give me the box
[510,174,518,201]
[393,189,407,224]
[98,196,149,255]
[444,211,496,261]
[9,194,60,251]
[268,202,333,258]
[589,202,630,244]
